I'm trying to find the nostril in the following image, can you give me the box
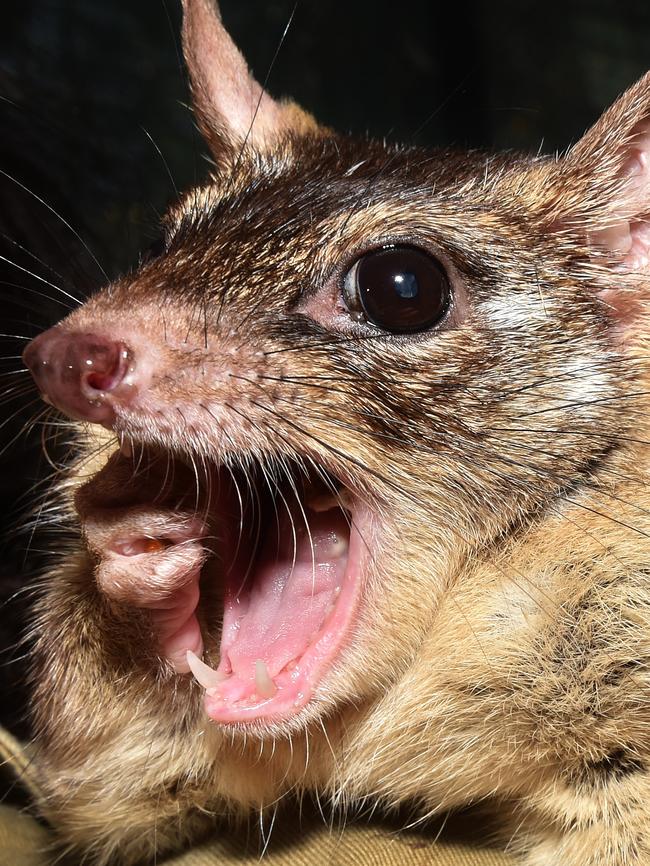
[86,371,113,391]
[79,340,130,396]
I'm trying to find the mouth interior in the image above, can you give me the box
[190,464,362,724]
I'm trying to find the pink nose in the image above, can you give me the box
[23,328,133,425]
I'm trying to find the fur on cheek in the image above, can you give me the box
[22,4,650,865]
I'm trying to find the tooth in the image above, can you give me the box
[186,650,226,691]
[120,438,132,458]
[41,393,53,406]
[255,659,277,699]
[307,494,339,513]
[142,537,166,554]
[328,535,348,558]
[308,490,354,513]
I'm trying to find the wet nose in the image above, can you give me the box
[23,328,134,425]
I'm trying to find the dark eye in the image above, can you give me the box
[342,246,450,333]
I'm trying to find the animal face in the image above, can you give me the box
[17,2,650,863]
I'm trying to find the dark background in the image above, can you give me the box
[0,0,648,736]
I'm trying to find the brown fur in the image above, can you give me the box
[22,2,650,864]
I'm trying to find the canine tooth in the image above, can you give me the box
[120,438,132,458]
[255,660,277,699]
[328,536,348,558]
[186,650,226,691]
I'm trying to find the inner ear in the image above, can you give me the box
[586,119,650,272]
[181,0,321,166]
[544,71,650,277]
[530,73,650,334]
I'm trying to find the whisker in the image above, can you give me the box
[0,252,80,307]
[0,280,76,312]
[517,389,650,419]
[140,126,179,198]
[0,166,108,281]
[0,230,82,303]
[263,331,392,356]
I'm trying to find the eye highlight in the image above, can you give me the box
[342,246,451,334]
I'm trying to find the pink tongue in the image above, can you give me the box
[216,505,348,703]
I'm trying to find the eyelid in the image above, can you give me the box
[342,259,364,321]
[300,236,469,341]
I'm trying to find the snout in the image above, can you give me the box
[23,328,137,425]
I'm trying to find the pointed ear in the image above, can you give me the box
[546,72,650,274]
[181,0,320,164]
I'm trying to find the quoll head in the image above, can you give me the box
[22,0,650,728]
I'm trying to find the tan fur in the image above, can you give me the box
[21,3,650,865]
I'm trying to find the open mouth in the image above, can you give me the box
[85,440,373,728]
[179,461,369,726]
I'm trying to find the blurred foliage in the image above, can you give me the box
[0,0,648,734]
